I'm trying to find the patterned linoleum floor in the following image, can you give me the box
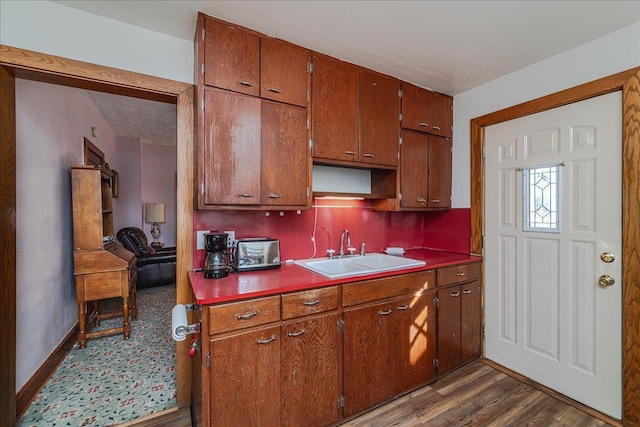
[18,285,177,427]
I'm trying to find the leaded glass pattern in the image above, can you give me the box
[523,165,560,232]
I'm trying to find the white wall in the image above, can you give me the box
[451,22,640,208]
[0,0,194,85]
[142,142,177,247]
[15,78,117,391]
[114,136,143,233]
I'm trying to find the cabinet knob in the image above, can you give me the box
[344,150,357,156]
[450,292,460,297]
[363,153,375,158]
[237,80,255,87]
[265,193,283,199]
[267,87,282,93]
[378,309,393,315]
[455,272,466,277]
[417,198,427,203]
[419,122,429,127]
[432,126,441,130]
[302,300,320,306]
[238,193,255,198]
[287,329,306,337]
[236,310,258,320]
[431,199,441,203]
[463,289,472,294]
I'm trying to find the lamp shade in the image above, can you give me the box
[145,203,165,223]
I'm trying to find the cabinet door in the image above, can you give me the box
[209,326,281,426]
[282,314,339,427]
[312,55,359,162]
[401,83,430,132]
[261,101,309,206]
[428,92,453,138]
[203,89,261,205]
[343,300,396,416]
[360,70,400,167]
[460,280,482,363]
[204,18,260,96]
[390,291,437,395]
[400,131,429,208]
[261,38,309,107]
[437,285,461,375]
[428,135,452,208]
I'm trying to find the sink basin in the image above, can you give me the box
[295,253,426,278]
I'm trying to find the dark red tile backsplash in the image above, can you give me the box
[193,199,470,268]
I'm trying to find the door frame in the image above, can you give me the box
[470,67,640,426]
[0,44,195,421]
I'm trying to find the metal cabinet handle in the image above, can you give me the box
[256,335,277,344]
[238,193,255,198]
[265,193,283,199]
[238,80,255,87]
[378,309,393,315]
[236,310,258,320]
[456,272,466,276]
[287,329,306,337]
[267,87,282,93]
[419,122,429,127]
[396,304,410,311]
[363,153,375,158]
[463,289,472,294]
[417,198,427,203]
[431,199,441,203]
[302,300,320,306]
[432,126,441,130]
[344,151,357,155]
[450,292,460,297]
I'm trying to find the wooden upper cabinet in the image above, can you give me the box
[204,17,260,96]
[401,83,453,138]
[312,55,359,162]
[360,70,400,167]
[428,135,452,208]
[399,130,429,209]
[260,101,309,206]
[429,92,453,138]
[203,88,261,205]
[261,38,310,107]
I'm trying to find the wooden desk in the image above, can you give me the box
[73,242,136,348]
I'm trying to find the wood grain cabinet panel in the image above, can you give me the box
[282,313,340,427]
[437,285,463,375]
[428,135,452,208]
[437,262,481,287]
[281,286,338,320]
[401,83,453,138]
[204,17,260,96]
[261,38,309,107]
[359,70,400,167]
[203,88,261,206]
[460,280,482,363]
[260,100,309,206]
[209,326,281,426]
[312,55,360,162]
[207,295,280,335]
[400,130,429,208]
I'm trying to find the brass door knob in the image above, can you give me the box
[598,274,615,287]
[600,253,615,263]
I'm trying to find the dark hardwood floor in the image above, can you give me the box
[341,361,612,426]
[121,360,614,427]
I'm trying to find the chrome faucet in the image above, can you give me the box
[339,229,351,257]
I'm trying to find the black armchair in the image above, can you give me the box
[117,227,176,289]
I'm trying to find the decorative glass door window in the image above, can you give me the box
[522,164,561,232]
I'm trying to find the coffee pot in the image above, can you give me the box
[204,233,230,279]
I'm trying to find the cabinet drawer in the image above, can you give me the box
[282,286,338,320]
[208,296,281,335]
[437,263,481,287]
[342,270,435,307]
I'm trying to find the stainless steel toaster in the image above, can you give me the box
[232,237,281,272]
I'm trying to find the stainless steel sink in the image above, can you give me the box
[294,253,426,278]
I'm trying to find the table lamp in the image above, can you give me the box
[145,203,165,247]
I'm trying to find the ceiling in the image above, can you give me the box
[53,0,639,145]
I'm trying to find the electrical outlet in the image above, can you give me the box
[224,230,235,248]
[196,230,210,250]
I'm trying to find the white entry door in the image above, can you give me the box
[484,91,622,418]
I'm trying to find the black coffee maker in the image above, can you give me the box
[204,233,230,278]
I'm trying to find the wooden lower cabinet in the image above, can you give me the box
[208,326,281,426]
[343,291,436,417]
[437,280,481,376]
[282,313,340,427]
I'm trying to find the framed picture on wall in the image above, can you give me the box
[112,170,119,198]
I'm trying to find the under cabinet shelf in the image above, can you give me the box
[312,192,395,200]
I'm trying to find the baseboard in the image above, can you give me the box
[16,324,78,419]
[482,359,622,427]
